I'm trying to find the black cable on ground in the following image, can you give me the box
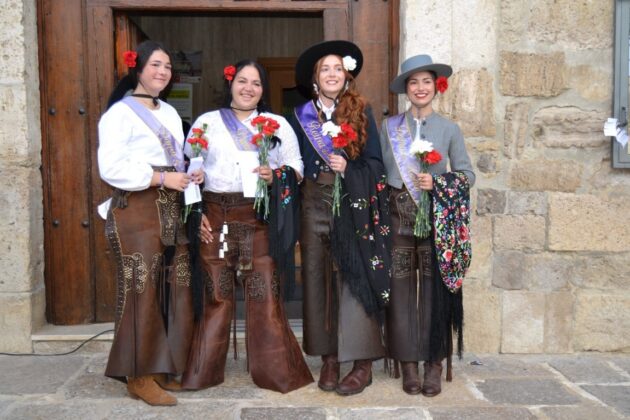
[0,329,114,357]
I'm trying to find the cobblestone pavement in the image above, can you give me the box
[0,350,628,419]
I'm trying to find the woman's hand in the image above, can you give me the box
[329,154,347,174]
[164,172,191,191]
[414,172,433,191]
[254,165,273,185]
[191,169,205,185]
[199,214,213,244]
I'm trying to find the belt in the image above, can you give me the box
[202,191,254,206]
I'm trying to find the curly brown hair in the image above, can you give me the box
[312,55,368,160]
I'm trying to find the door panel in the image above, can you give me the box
[39,0,93,324]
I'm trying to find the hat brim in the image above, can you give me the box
[389,63,453,94]
[295,40,363,89]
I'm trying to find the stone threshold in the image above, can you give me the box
[32,319,304,343]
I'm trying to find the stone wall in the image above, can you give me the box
[401,0,629,353]
[0,0,44,353]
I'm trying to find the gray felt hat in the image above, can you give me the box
[389,54,452,94]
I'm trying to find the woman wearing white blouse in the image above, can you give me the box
[180,59,313,393]
[97,41,204,406]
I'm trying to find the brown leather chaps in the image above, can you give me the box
[181,192,313,393]
[104,185,193,381]
[386,188,440,362]
[300,179,385,362]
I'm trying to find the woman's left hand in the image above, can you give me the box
[415,172,433,191]
[329,154,347,174]
[191,169,205,184]
[254,165,273,185]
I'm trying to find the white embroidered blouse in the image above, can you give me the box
[185,109,304,193]
[98,99,184,191]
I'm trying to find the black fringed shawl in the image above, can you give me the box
[428,171,471,372]
[331,158,392,318]
[267,166,299,300]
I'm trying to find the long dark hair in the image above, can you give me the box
[106,40,174,109]
[221,59,272,114]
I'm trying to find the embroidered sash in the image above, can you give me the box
[385,113,422,206]
[294,101,333,166]
[219,108,257,152]
[122,97,185,172]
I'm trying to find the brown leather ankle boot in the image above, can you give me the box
[336,359,372,396]
[127,375,177,406]
[421,360,443,397]
[318,354,340,391]
[401,361,421,395]
[153,374,183,392]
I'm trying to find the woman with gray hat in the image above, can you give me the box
[380,55,475,396]
[289,40,392,396]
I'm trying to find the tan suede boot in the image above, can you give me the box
[127,375,177,406]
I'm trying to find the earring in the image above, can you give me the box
[344,81,349,91]
[313,83,319,94]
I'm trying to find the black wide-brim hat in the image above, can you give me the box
[295,40,363,89]
[390,54,452,94]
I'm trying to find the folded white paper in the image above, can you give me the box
[604,118,618,137]
[239,151,260,198]
[184,156,204,205]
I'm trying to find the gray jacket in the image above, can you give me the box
[379,111,476,188]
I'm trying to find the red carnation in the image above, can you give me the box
[436,76,448,94]
[262,125,276,136]
[224,65,236,81]
[423,149,442,165]
[251,115,268,127]
[123,51,137,68]
[192,127,204,135]
[250,132,263,146]
[197,138,208,149]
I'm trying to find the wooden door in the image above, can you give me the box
[40,0,398,324]
[38,0,93,324]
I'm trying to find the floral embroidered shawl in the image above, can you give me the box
[432,171,471,293]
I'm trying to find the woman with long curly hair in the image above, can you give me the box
[289,40,392,396]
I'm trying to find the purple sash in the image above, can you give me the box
[219,108,257,152]
[385,113,422,205]
[122,97,185,172]
[294,101,333,166]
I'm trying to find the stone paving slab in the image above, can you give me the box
[241,407,328,419]
[475,378,582,405]
[429,406,537,420]
[539,404,626,420]
[548,356,628,383]
[337,407,426,419]
[581,385,630,417]
[0,355,88,395]
[0,399,16,418]
[456,354,553,379]
[610,357,630,376]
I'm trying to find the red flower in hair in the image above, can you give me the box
[123,51,137,68]
[224,65,236,81]
[436,76,448,94]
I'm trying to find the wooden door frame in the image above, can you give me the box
[39,0,397,324]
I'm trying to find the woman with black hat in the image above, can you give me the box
[380,55,475,396]
[289,40,392,396]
